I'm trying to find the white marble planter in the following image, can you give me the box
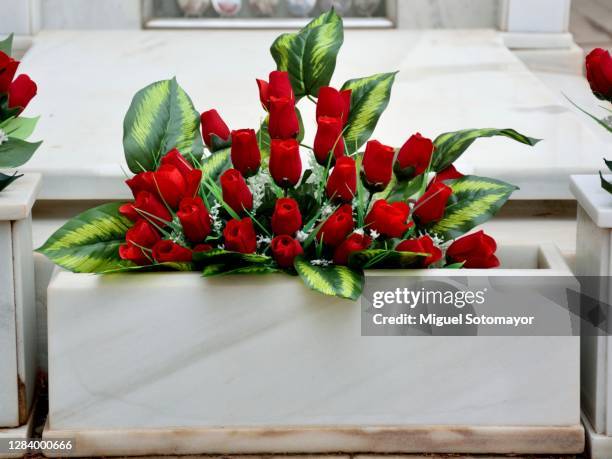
[43,243,582,457]
[570,174,612,458]
[0,174,40,432]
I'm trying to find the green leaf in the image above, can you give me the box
[0,34,13,55]
[605,158,612,173]
[100,261,193,274]
[270,10,343,98]
[432,128,541,172]
[600,171,612,195]
[427,175,518,240]
[0,116,39,140]
[348,249,426,269]
[202,263,280,277]
[293,256,363,300]
[257,117,271,160]
[193,248,271,265]
[36,202,134,273]
[200,147,230,182]
[123,77,203,173]
[565,94,612,134]
[0,171,22,192]
[341,72,397,154]
[0,137,42,167]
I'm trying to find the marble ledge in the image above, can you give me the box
[0,174,41,221]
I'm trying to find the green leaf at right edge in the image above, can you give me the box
[427,175,518,241]
[0,171,22,192]
[341,72,397,154]
[270,10,343,98]
[36,202,134,273]
[0,33,13,55]
[123,77,203,173]
[293,256,363,300]
[0,116,39,140]
[0,137,42,168]
[431,128,541,172]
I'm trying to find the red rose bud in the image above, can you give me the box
[326,156,356,202]
[8,74,36,113]
[446,230,499,268]
[412,182,452,224]
[0,51,18,94]
[271,235,303,268]
[120,191,172,225]
[177,196,211,243]
[193,243,213,252]
[313,116,345,165]
[160,148,194,177]
[586,48,612,102]
[223,217,257,254]
[257,70,294,109]
[119,243,151,266]
[396,235,442,267]
[201,109,231,150]
[268,96,299,139]
[256,78,269,108]
[362,140,395,191]
[316,86,351,125]
[317,204,354,247]
[220,169,253,214]
[395,133,434,179]
[365,199,412,238]
[333,232,372,265]
[269,138,302,188]
[119,219,162,266]
[126,171,156,198]
[432,165,464,184]
[230,129,261,177]
[154,164,186,209]
[152,240,193,263]
[271,197,302,236]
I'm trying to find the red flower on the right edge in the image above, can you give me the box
[446,230,499,268]
[586,48,612,102]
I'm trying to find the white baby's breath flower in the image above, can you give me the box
[310,259,332,267]
[248,172,267,211]
[217,243,225,250]
[257,234,272,247]
[369,229,380,240]
[210,202,223,233]
[321,203,334,218]
[0,129,7,146]
[296,230,310,242]
[354,227,365,236]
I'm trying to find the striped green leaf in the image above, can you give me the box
[123,77,203,173]
[427,175,518,240]
[270,10,343,98]
[202,263,280,277]
[0,137,42,167]
[348,249,427,270]
[294,256,363,300]
[341,72,397,154]
[0,33,13,55]
[194,248,271,265]
[432,128,541,172]
[201,147,230,182]
[36,202,134,273]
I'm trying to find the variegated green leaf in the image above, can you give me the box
[431,128,540,172]
[123,77,203,173]
[341,72,397,154]
[194,248,271,265]
[348,249,427,270]
[294,256,363,300]
[270,10,343,98]
[0,137,42,167]
[200,148,230,182]
[36,202,134,273]
[427,175,518,240]
[203,263,280,277]
[0,33,13,55]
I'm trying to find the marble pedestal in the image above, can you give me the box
[43,243,582,457]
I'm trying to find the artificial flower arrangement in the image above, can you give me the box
[0,34,40,192]
[39,10,539,299]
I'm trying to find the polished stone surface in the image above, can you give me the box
[570,175,612,228]
[0,174,41,220]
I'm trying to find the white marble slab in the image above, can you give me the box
[571,174,612,227]
[0,410,35,459]
[0,174,41,220]
[16,29,606,200]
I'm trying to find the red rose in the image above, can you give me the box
[160,148,195,177]
[271,197,302,236]
[432,165,464,184]
[396,235,442,267]
[154,164,198,209]
[200,109,231,150]
[268,96,299,139]
[193,243,213,252]
[362,140,395,190]
[317,204,354,246]
[177,196,211,243]
[257,70,294,109]
[316,86,351,125]
[271,235,303,268]
[326,156,356,202]
[0,51,18,93]
[313,116,345,165]
[223,217,257,254]
[220,169,253,214]
[395,133,434,179]
[8,74,36,113]
[333,232,371,265]
[446,230,499,268]
[412,182,452,224]
[586,48,612,102]
[152,240,193,263]
[119,219,161,265]
[119,244,151,266]
[126,171,156,197]
[365,199,412,238]
[269,138,302,188]
[120,191,172,225]
[230,129,261,177]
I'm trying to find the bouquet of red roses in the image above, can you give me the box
[39,11,539,299]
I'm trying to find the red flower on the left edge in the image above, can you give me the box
[396,235,442,267]
[0,51,19,94]
[268,96,299,139]
[152,240,193,263]
[412,182,452,224]
[269,138,302,188]
[8,74,37,113]
[223,217,257,254]
[220,169,253,214]
[119,219,161,265]
[257,70,294,109]
[120,191,172,225]
[177,196,211,244]
[365,199,412,238]
[271,235,303,268]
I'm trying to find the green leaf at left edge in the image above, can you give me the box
[431,128,541,172]
[36,202,134,273]
[0,34,13,55]
[0,137,42,168]
[0,171,22,192]
[270,10,343,98]
[427,175,518,241]
[348,249,427,270]
[293,256,363,300]
[341,72,397,154]
[201,147,230,182]
[0,116,39,140]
